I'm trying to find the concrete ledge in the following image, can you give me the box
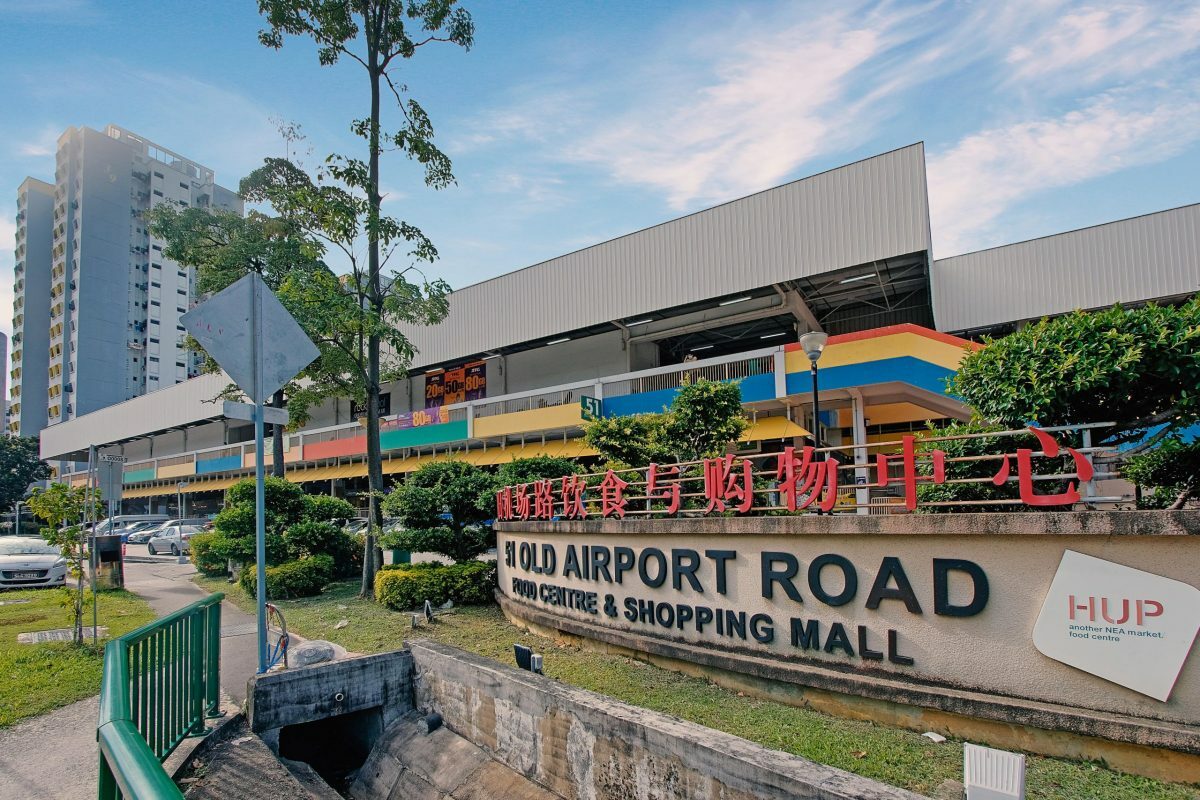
[497,509,1200,537]
[247,651,414,735]
[408,639,928,800]
[497,593,1200,783]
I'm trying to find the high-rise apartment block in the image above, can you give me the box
[9,125,242,438]
[10,177,54,437]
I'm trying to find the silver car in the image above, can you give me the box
[146,524,203,556]
[0,538,67,589]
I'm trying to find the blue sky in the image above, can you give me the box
[2,0,1199,342]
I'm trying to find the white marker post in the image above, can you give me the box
[182,273,318,673]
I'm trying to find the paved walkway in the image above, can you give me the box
[0,555,261,799]
[126,558,262,705]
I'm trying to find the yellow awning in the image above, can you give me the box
[285,464,343,483]
[184,476,243,493]
[122,484,170,499]
[740,417,809,442]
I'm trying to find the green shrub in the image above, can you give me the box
[387,526,493,564]
[304,495,357,524]
[205,523,288,565]
[374,561,496,610]
[239,555,334,600]
[283,520,358,578]
[227,476,310,525]
[188,531,228,577]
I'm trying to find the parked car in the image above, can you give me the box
[146,523,204,556]
[0,537,67,589]
[93,514,170,536]
[118,520,162,543]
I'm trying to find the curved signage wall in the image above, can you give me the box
[494,512,1200,770]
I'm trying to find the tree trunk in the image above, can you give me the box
[361,56,385,599]
[271,389,285,479]
[1170,477,1197,510]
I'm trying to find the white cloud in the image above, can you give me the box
[14,125,61,158]
[1006,2,1200,85]
[927,89,1200,256]
[566,5,909,210]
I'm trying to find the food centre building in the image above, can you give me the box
[38,143,1200,512]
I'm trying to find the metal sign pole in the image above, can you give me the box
[179,272,318,675]
[252,277,269,674]
[88,446,97,645]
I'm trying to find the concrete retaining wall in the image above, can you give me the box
[247,651,415,748]
[493,511,1200,783]
[408,640,926,800]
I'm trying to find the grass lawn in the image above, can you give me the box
[196,576,1198,800]
[0,587,157,728]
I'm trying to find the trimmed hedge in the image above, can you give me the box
[188,531,227,577]
[375,561,496,611]
[239,554,334,600]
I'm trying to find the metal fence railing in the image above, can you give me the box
[602,354,775,398]
[473,386,588,418]
[97,593,223,800]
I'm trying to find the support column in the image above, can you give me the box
[849,389,869,515]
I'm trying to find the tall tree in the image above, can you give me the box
[241,157,450,596]
[146,204,325,477]
[256,1,473,597]
[0,437,49,512]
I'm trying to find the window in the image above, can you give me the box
[177,270,187,278]
[150,300,160,307]
[177,325,185,332]
[153,171,163,179]
[179,182,188,190]
[149,337,159,344]
[152,263,161,270]
[176,361,185,368]
[149,356,159,363]
[177,306,185,313]
[177,288,186,295]
[151,245,161,252]
[152,190,163,197]
[151,281,160,288]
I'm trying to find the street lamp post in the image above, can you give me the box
[799,331,829,512]
[176,482,189,565]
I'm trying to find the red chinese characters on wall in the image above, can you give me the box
[775,446,839,513]
[490,425,1094,521]
[992,426,1094,506]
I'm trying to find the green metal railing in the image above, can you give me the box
[97,594,223,800]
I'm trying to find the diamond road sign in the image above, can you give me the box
[181,273,318,403]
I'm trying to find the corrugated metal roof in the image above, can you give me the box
[400,144,931,368]
[932,204,1200,332]
[39,371,231,459]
